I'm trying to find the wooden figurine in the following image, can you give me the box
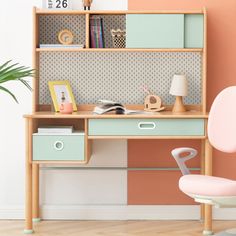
[142,86,165,112]
[83,0,93,10]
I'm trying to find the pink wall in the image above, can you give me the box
[128,0,236,179]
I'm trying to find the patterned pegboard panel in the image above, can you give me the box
[39,15,86,45]
[39,52,202,105]
[92,15,126,48]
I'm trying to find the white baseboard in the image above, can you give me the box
[0,206,24,220]
[0,205,236,220]
[41,205,200,220]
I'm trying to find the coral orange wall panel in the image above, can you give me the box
[128,0,236,204]
[128,140,201,168]
[128,170,199,205]
[128,140,201,204]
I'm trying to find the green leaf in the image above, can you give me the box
[0,85,18,103]
[0,60,11,71]
[0,61,35,102]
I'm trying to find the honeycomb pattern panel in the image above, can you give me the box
[39,15,86,45]
[91,15,126,48]
[39,52,202,105]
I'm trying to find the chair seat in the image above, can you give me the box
[179,174,236,197]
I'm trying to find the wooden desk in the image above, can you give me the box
[24,111,212,234]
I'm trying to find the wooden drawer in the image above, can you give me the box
[33,133,85,161]
[88,119,205,136]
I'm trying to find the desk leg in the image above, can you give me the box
[203,138,213,235]
[33,164,41,222]
[200,140,205,222]
[24,119,34,234]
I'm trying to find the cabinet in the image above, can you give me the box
[126,14,184,48]
[126,13,204,49]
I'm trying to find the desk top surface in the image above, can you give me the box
[24,111,208,119]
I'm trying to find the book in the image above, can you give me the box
[38,126,74,134]
[93,100,152,115]
[90,18,96,48]
[39,44,84,48]
[90,16,105,48]
[100,18,105,48]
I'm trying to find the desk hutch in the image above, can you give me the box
[24,7,212,234]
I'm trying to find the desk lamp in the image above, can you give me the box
[169,74,188,113]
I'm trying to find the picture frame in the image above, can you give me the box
[48,80,77,112]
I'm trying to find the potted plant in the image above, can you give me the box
[0,60,34,103]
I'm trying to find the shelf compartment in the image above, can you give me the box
[89,14,125,48]
[38,14,86,46]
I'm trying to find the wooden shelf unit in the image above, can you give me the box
[25,7,212,234]
[33,7,207,113]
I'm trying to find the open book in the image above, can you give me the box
[93,100,151,115]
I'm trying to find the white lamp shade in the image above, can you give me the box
[169,74,188,96]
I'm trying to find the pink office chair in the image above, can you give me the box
[172,86,236,236]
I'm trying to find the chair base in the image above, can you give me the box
[203,230,214,235]
[32,218,41,223]
[215,229,236,236]
[23,229,34,234]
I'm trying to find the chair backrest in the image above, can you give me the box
[208,86,236,153]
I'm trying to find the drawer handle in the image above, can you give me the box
[138,122,156,130]
[54,141,64,151]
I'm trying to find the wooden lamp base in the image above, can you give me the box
[172,96,186,113]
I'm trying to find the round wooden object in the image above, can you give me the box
[58,29,74,45]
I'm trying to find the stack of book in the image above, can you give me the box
[39,44,84,49]
[90,16,105,48]
[38,126,74,134]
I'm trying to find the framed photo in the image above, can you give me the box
[48,80,77,112]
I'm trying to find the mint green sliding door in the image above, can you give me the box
[184,14,204,48]
[126,14,184,48]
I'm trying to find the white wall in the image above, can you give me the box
[1,0,235,221]
[0,0,128,219]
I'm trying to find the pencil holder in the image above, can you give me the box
[111,29,126,48]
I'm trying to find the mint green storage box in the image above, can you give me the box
[126,14,184,48]
[33,132,85,161]
[88,119,205,136]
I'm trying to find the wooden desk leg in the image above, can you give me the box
[24,119,34,234]
[203,138,213,235]
[33,164,41,222]
[200,140,205,222]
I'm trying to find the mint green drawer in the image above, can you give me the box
[89,119,205,136]
[126,14,184,48]
[184,14,204,48]
[33,133,85,161]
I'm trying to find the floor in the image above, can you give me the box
[0,220,236,236]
